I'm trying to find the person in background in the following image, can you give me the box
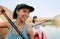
[32,16,47,39]
[32,16,38,23]
[0,4,35,39]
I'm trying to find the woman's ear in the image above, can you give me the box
[16,10,19,15]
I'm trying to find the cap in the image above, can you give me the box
[13,4,34,19]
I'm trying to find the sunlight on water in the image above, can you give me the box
[40,25,60,39]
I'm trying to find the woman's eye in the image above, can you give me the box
[22,9,30,14]
[23,10,26,13]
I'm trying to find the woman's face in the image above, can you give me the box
[34,18,38,23]
[16,8,30,22]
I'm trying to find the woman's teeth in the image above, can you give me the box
[24,16,26,20]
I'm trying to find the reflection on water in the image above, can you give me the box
[40,25,60,39]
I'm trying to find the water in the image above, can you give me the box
[40,25,60,39]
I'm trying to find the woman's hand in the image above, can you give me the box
[0,5,13,19]
[0,6,11,14]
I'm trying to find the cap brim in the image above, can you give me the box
[19,6,34,12]
[26,6,34,12]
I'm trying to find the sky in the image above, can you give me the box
[0,0,60,18]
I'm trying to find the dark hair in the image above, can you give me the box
[32,16,37,23]
[13,4,34,19]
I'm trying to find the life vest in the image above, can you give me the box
[34,33,40,39]
[41,32,44,39]
[34,32,44,39]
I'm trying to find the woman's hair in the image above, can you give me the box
[32,16,37,23]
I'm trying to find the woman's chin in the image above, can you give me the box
[21,20,25,22]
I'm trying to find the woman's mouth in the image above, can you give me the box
[24,16,26,20]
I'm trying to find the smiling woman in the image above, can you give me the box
[0,4,35,39]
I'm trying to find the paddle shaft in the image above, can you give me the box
[3,12,26,39]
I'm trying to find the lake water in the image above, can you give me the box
[40,25,60,39]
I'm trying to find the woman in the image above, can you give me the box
[32,16,38,23]
[32,16,47,39]
[0,4,34,39]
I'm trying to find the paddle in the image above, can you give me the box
[32,19,51,27]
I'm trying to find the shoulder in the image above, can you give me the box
[26,23,33,28]
[26,24,32,31]
[26,24,33,33]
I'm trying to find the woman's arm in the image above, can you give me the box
[0,21,10,28]
[0,6,12,28]
[27,25,34,39]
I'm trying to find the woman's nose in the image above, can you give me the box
[25,13,29,17]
